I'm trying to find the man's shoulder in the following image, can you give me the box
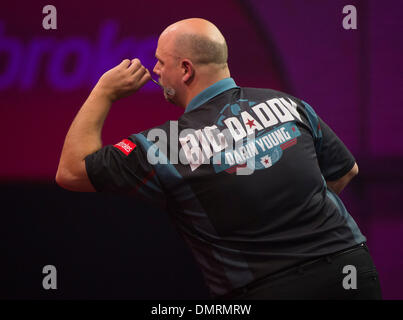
[129,120,172,144]
[239,86,302,102]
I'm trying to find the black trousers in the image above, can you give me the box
[218,243,382,300]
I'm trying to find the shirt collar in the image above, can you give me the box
[185,77,239,113]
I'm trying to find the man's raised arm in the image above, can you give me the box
[55,59,151,192]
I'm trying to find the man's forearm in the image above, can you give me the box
[57,88,112,178]
[326,163,359,195]
[326,177,351,195]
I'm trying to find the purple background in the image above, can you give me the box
[0,0,402,299]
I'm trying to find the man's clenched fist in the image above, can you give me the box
[94,59,151,102]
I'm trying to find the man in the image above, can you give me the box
[56,18,382,299]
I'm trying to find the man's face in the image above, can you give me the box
[153,37,182,105]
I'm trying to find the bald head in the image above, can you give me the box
[160,18,228,67]
[153,18,231,108]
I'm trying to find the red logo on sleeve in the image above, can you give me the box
[113,139,137,156]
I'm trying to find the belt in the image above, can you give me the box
[293,242,366,270]
[217,242,367,300]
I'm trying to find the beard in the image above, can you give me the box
[163,86,176,104]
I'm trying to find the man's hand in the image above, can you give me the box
[93,58,151,102]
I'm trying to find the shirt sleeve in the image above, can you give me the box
[84,134,166,206]
[300,101,356,181]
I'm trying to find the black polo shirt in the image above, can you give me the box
[85,78,366,297]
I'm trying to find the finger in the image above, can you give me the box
[133,73,151,92]
[142,68,152,81]
[119,59,131,69]
[138,69,152,85]
[144,69,152,82]
[132,64,147,81]
[127,58,141,74]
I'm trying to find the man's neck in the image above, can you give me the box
[184,67,230,108]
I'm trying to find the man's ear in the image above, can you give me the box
[181,59,194,82]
